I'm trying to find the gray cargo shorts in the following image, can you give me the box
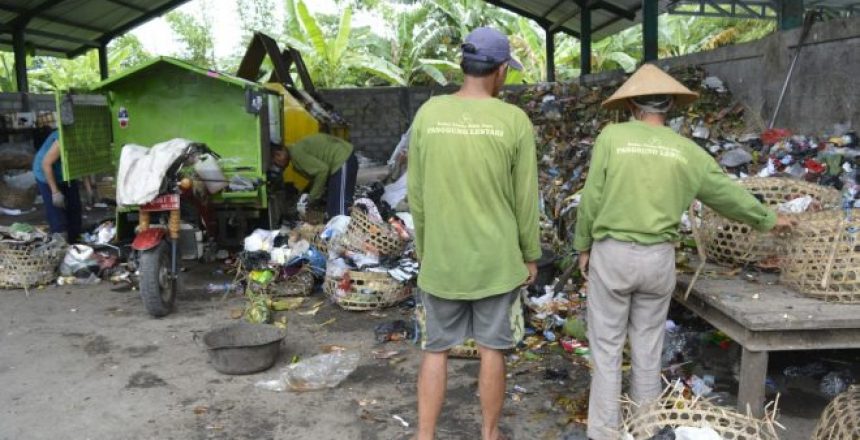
[416,287,524,352]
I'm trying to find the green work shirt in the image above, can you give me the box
[290,133,354,200]
[573,120,776,251]
[408,95,542,300]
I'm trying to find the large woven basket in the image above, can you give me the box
[344,208,406,258]
[700,177,840,266]
[324,270,412,311]
[0,239,66,288]
[780,210,860,303]
[622,384,779,440]
[0,180,37,210]
[812,385,860,440]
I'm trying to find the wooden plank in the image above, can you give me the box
[677,270,860,331]
[737,348,768,418]
[673,289,860,351]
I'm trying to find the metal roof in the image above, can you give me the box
[483,0,645,39]
[94,56,263,90]
[0,0,190,58]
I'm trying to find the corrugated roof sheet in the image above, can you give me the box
[483,0,646,40]
[0,0,190,58]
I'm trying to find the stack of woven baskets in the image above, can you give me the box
[700,177,860,304]
[323,209,412,311]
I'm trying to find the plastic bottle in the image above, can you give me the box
[194,154,228,194]
[206,282,235,294]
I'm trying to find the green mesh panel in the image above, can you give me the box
[58,95,113,181]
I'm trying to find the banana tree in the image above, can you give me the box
[283,0,405,87]
[29,37,150,91]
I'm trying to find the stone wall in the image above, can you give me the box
[320,15,860,161]
[318,86,457,163]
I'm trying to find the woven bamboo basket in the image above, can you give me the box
[324,270,412,311]
[345,208,406,258]
[0,180,37,210]
[270,269,315,297]
[0,239,66,288]
[780,210,860,303]
[812,385,860,440]
[450,340,480,359]
[622,383,779,440]
[700,177,840,267]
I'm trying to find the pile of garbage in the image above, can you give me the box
[231,193,418,326]
[500,66,858,255]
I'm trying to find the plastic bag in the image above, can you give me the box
[820,370,854,398]
[256,351,360,392]
[61,244,97,276]
[674,426,721,440]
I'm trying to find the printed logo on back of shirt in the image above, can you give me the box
[617,139,688,164]
[425,118,505,138]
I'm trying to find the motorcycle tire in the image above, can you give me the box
[139,242,176,317]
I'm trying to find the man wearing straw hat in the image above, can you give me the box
[573,64,795,439]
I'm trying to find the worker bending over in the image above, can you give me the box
[33,130,82,242]
[573,64,795,440]
[284,133,358,218]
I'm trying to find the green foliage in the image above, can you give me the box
[0,0,781,92]
[29,35,152,92]
[165,4,216,69]
[282,0,405,87]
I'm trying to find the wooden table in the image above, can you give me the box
[674,268,860,417]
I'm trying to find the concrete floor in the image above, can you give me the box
[0,260,834,440]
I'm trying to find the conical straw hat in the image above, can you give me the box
[602,64,698,110]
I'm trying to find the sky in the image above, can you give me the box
[130,0,380,61]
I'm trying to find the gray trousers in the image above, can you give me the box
[586,239,676,440]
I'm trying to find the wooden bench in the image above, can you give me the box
[674,269,860,417]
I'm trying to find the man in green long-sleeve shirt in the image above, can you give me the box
[408,27,540,440]
[573,64,795,440]
[285,133,358,218]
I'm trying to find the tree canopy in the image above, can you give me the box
[1,0,777,92]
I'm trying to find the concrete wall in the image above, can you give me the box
[318,86,457,162]
[324,15,860,161]
[653,16,860,134]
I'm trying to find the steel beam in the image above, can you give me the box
[106,0,149,13]
[643,0,659,61]
[778,0,805,29]
[481,0,551,27]
[98,43,109,80]
[12,26,26,92]
[542,0,568,18]
[593,0,637,20]
[25,28,100,47]
[581,3,592,75]
[0,4,110,34]
[545,27,556,82]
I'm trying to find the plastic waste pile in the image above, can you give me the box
[230,192,418,325]
[500,66,858,254]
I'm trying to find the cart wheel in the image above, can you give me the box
[139,242,176,317]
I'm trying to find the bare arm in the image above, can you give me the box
[41,141,61,194]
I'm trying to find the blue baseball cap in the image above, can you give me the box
[461,27,523,71]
